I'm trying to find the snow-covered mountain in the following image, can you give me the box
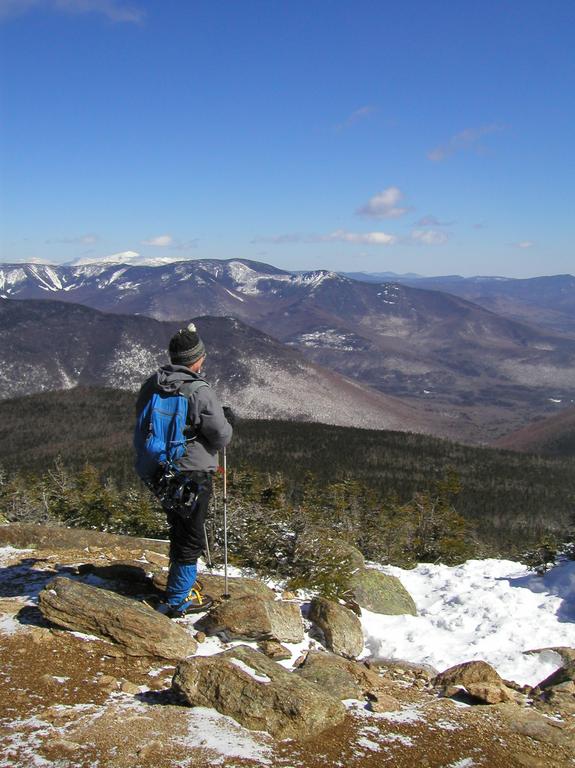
[66,251,192,268]
[2,258,575,443]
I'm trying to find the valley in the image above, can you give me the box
[1,258,575,445]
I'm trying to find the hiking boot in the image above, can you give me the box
[168,586,213,618]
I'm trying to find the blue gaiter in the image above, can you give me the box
[166,561,197,608]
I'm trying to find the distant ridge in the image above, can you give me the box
[493,405,575,457]
[353,272,575,337]
[0,296,440,435]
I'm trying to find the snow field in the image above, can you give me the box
[360,558,575,686]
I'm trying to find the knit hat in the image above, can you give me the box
[169,323,206,366]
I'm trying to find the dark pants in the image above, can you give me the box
[166,472,213,564]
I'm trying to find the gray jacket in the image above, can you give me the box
[136,364,232,474]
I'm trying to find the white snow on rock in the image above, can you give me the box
[360,558,575,686]
[227,261,264,294]
[229,658,272,683]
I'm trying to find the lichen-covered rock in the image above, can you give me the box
[258,640,292,661]
[39,576,196,660]
[496,703,573,747]
[308,597,364,659]
[199,595,304,643]
[143,550,170,567]
[172,645,345,740]
[537,661,575,689]
[434,660,518,704]
[348,568,417,616]
[295,650,383,700]
[152,571,276,601]
[0,522,169,555]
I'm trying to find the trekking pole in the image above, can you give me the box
[203,522,213,570]
[222,445,230,599]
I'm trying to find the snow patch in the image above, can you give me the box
[229,658,272,683]
[223,287,245,303]
[178,706,273,763]
[295,329,357,351]
[360,558,575,686]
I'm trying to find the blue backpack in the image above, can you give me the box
[133,381,208,483]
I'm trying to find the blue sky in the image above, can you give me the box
[0,0,573,277]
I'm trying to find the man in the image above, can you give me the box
[135,322,233,618]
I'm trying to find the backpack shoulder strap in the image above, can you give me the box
[179,380,210,399]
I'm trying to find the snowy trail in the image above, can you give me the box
[360,558,575,686]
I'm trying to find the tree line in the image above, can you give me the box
[1,387,574,555]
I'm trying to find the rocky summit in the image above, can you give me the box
[1,523,575,767]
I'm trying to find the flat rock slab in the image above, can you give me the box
[308,597,364,659]
[295,650,384,700]
[199,595,304,643]
[349,568,417,615]
[78,560,153,585]
[0,522,169,555]
[152,571,276,601]
[76,560,158,597]
[172,644,346,740]
[39,576,196,660]
[496,703,573,748]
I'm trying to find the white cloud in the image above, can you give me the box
[416,215,454,227]
[0,0,36,19]
[0,0,144,23]
[335,105,376,132]
[356,187,410,219]
[325,229,397,245]
[171,238,200,251]
[142,234,173,247]
[46,233,99,245]
[428,123,505,162]
[252,230,397,246]
[10,257,55,264]
[513,241,534,249]
[410,229,449,245]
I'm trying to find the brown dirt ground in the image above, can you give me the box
[0,542,574,768]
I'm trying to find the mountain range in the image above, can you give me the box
[0,297,439,435]
[1,258,574,443]
[345,272,575,337]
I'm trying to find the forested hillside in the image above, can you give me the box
[1,387,573,555]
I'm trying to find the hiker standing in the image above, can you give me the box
[134,323,233,617]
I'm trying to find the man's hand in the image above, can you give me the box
[222,406,236,428]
